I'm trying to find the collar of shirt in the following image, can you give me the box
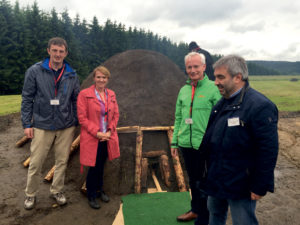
[229,87,243,99]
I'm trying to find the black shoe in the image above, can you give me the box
[99,191,110,203]
[88,198,100,209]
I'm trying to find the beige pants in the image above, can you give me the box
[25,126,75,197]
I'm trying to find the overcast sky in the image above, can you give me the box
[8,0,300,61]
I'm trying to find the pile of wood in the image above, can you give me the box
[17,126,187,193]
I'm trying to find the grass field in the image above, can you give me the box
[0,95,21,116]
[249,75,300,111]
[0,75,299,115]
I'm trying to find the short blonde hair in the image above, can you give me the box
[92,66,111,79]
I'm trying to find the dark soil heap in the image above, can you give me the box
[81,49,186,126]
[81,50,187,195]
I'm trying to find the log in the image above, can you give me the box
[44,166,56,182]
[167,129,187,192]
[81,181,87,194]
[116,126,174,133]
[134,128,143,194]
[23,157,30,167]
[70,135,80,152]
[151,169,162,192]
[116,126,139,133]
[16,136,30,147]
[159,154,171,187]
[141,126,174,131]
[141,158,148,189]
[142,150,167,158]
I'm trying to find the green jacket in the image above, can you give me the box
[171,75,221,149]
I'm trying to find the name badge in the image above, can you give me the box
[228,117,240,127]
[185,118,193,124]
[50,99,60,105]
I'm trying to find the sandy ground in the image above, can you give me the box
[1,112,300,225]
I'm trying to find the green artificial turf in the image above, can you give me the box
[122,192,194,225]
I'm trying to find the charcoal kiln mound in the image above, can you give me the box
[81,49,186,127]
[81,50,187,195]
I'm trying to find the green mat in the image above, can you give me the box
[122,192,194,225]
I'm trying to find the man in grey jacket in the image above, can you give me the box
[21,37,80,210]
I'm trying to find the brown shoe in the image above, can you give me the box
[177,210,198,222]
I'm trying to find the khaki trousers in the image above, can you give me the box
[25,126,75,197]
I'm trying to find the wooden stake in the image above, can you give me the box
[141,158,148,189]
[134,128,143,194]
[16,136,30,147]
[167,129,187,192]
[142,150,167,158]
[159,154,171,187]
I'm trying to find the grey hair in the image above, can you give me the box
[213,54,248,80]
[184,52,206,65]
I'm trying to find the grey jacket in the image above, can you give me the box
[21,58,80,130]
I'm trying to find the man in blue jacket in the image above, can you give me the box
[21,37,80,210]
[200,55,278,225]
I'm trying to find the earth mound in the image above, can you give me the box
[81,49,186,126]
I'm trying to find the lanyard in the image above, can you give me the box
[49,61,65,97]
[190,82,197,116]
[98,89,108,122]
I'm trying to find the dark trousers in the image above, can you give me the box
[180,147,209,225]
[86,141,108,199]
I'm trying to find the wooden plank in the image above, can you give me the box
[112,203,124,225]
[151,170,162,192]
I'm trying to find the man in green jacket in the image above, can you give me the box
[171,52,220,224]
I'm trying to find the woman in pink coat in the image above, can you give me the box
[77,66,120,209]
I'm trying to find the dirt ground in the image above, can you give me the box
[1,112,300,225]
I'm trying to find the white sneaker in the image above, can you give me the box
[51,192,67,205]
[24,196,36,210]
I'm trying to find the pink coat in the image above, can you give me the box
[77,85,120,167]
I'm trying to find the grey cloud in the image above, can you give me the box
[228,21,265,33]
[275,42,300,61]
[128,0,243,27]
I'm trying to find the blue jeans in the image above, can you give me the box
[207,196,258,225]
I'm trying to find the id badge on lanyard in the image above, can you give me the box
[49,61,65,106]
[50,99,60,105]
[186,84,196,125]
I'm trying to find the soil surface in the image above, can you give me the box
[1,50,300,225]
